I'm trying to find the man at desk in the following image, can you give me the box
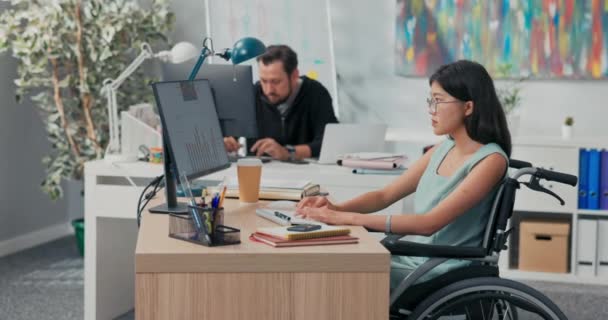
[223,45,338,161]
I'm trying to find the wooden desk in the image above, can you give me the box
[85,159,405,319]
[135,199,390,320]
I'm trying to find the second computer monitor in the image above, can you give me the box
[199,64,258,138]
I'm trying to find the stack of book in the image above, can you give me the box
[249,225,358,247]
[209,178,322,201]
[337,152,408,175]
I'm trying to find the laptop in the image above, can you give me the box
[317,124,388,164]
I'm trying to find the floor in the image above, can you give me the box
[1,236,608,319]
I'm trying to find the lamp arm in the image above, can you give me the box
[102,43,154,156]
[108,43,154,90]
[188,46,212,80]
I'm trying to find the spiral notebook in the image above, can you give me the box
[249,233,358,247]
[255,225,350,241]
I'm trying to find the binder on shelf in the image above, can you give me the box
[579,149,589,209]
[588,149,601,210]
[600,151,608,209]
[597,220,608,278]
[576,219,598,277]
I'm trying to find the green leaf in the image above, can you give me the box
[3,0,174,199]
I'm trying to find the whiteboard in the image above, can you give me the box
[205,0,339,115]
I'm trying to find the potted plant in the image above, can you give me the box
[495,64,527,137]
[0,0,174,199]
[562,116,574,139]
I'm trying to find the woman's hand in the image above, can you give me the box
[295,206,358,225]
[297,196,337,210]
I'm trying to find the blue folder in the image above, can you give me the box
[600,150,608,210]
[588,149,601,210]
[579,149,589,209]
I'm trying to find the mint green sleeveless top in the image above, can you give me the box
[390,139,508,285]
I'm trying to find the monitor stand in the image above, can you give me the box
[148,140,189,215]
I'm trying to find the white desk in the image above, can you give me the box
[84,159,410,320]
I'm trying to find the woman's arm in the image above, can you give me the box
[298,153,507,235]
[332,145,436,213]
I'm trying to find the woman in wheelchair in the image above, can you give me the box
[297,60,572,319]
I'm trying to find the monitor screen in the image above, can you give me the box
[151,79,230,180]
[198,64,258,138]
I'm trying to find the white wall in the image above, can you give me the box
[330,0,608,143]
[0,42,69,243]
[161,1,208,81]
[164,0,607,142]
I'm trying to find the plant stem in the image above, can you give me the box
[50,56,81,160]
[75,0,102,158]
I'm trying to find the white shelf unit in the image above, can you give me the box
[501,137,608,284]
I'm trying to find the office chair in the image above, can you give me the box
[382,159,576,320]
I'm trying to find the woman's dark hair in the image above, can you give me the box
[429,60,511,156]
[257,45,298,75]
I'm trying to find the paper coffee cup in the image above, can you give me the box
[237,158,263,203]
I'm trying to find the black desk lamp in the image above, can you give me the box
[188,37,266,80]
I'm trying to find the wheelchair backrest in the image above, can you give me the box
[481,166,520,256]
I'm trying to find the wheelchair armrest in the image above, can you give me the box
[381,235,487,258]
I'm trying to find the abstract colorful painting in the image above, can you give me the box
[395,0,608,79]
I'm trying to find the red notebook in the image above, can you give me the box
[249,233,358,248]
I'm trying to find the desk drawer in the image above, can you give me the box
[511,145,578,212]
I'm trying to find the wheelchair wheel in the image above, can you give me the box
[408,277,566,320]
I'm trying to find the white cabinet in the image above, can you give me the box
[503,137,608,285]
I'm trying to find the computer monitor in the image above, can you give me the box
[198,64,258,138]
[148,79,230,214]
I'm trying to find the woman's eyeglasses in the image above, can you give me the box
[426,97,461,114]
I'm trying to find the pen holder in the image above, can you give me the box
[169,206,240,247]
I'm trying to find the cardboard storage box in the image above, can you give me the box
[519,221,570,273]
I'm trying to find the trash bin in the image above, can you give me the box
[72,218,85,257]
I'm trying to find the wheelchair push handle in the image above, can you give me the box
[509,159,578,187]
[535,168,578,187]
[509,159,532,169]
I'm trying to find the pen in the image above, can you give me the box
[179,174,212,244]
[215,176,227,208]
[200,189,207,206]
[211,194,219,209]
[218,185,227,208]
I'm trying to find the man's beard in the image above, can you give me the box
[262,79,292,106]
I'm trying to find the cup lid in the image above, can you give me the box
[237,158,263,166]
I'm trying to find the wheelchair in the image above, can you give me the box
[382,159,578,320]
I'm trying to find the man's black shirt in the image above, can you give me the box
[248,76,338,157]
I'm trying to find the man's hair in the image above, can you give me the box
[257,45,298,75]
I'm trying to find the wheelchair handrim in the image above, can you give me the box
[413,284,563,319]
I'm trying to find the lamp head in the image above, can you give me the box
[156,42,198,64]
[188,37,265,80]
[217,37,266,64]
